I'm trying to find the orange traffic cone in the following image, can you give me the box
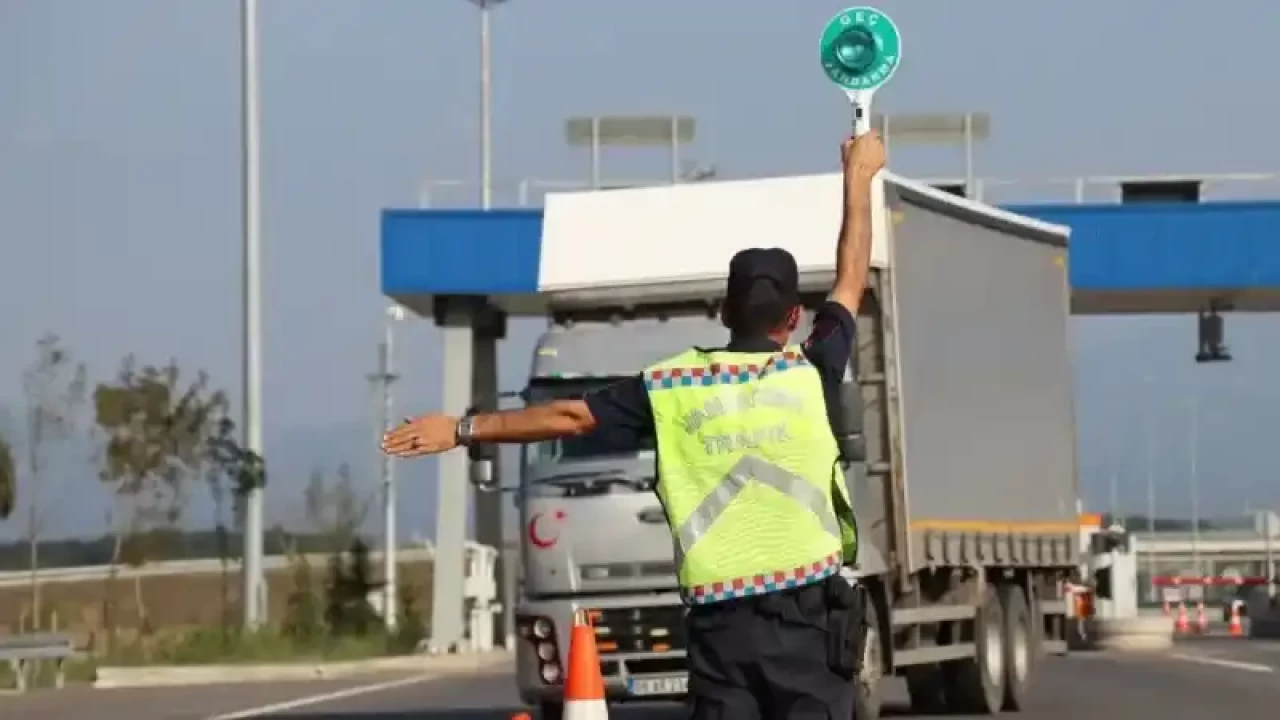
[1175,603,1189,634]
[1196,602,1208,635]
[1229,604,1244,637]
[510,714,531,720]
[563,609,609,719]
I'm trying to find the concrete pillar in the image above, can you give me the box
[429,296,478,653]
[470,304,509,649]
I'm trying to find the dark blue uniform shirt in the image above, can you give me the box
[583,301,856,443]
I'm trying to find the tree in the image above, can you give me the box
[20,335,87,629]
[325,537,380,636]
[282,548,324,645]
[393,578,427,651]
[298,464,379,636]
[0,434,14,520]
[302,463,371,554]
[205,415,264,629]
[93,356,228,634]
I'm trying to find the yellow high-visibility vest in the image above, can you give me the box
[644,345,857,605]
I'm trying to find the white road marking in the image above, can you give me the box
[206,674,434,719]
[1170,653,1274,674]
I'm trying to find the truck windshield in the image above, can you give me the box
[524,378,655,462]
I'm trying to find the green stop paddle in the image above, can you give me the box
[819,7,902,137]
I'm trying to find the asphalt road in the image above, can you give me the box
[7,640,1280,719]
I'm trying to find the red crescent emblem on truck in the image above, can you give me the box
[529,510,565,549]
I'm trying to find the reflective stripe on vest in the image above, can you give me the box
[645,345,855,605]
[675,455,841,553]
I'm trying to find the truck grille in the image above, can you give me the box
[591,605,688,678]
[591,605,687,655]
[579,561,676,581]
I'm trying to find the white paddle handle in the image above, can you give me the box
[852,99,872,138]
[846,89,875,138]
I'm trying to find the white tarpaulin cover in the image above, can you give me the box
[538,171,1069,299]
[540,173,887,295]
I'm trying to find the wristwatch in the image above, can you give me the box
[455,415,476,447]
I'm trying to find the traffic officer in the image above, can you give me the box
[382,131,886,719]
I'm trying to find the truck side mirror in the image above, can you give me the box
[1089,529,1129,555]
[464,389,527,493]
[1093,566,1113,600]
[468,443,499,463]
[469,456,499,492]
[831,378,866,463]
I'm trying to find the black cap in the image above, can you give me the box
[723,248,800,333]
[726,247,800,305]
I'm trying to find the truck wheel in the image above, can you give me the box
[998,584,1033,711]
[905,665,949,714]
[854,595,885,720]
[538,701,564,720]
[943,584,1006,714]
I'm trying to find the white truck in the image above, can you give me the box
[470,172,1082,719]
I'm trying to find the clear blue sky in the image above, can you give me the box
[2,0,1279,541]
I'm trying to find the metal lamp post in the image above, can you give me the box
[239,0,266,630]
[1143,413,1158,601]
[1188,394,1201,577]
[371,306,406,630]
[466,0,508,210]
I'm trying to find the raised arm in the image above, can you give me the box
[828,132,886,315]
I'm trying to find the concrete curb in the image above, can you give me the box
[1088,616,1174,652]
[93,651,512,689]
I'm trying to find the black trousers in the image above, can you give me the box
[685,577,858,720]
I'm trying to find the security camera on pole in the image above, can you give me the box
[819,7,902,138]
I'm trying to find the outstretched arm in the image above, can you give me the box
[381,400,598,458]
[383,376,653,459]
[470,400,597,444]
[829,133,885,316]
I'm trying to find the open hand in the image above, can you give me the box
[381,413,459,458]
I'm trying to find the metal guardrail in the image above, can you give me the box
[414,171,1280,208]
[0,632,78,692]
[1132,533,1280,556]
[926,171,1280,205]
[0,547,438,588]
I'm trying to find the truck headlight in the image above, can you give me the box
[537,641,557,661]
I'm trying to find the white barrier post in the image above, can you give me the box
[462,541,500,652]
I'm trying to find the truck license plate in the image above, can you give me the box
[627,673,688,696]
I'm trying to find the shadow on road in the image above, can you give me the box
[272,713,527,720]
[271,709,680,719]
[268,701,919,719]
